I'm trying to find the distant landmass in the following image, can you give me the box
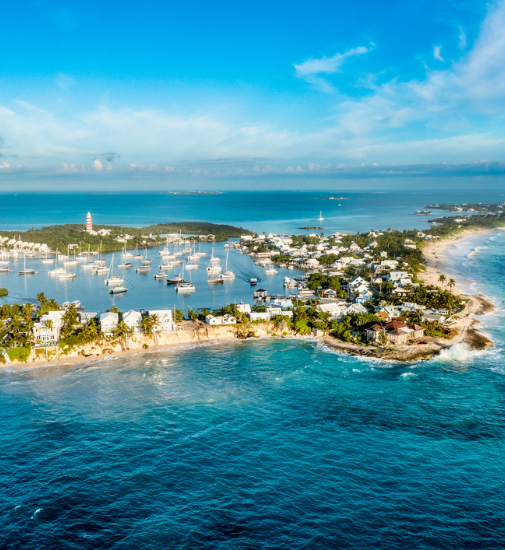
[159,191,222,195]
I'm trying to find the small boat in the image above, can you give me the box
[154,271,167,279]
[175,282,196,292]
[42,258,54,264]
[250,278,258,285]
[0,267,9,273]
[221,250,235,279]
[117,262,132,269]
[19,255,35,275]
[108,286,127,294]
[59,272,76,279]
[135,265,151,273]
[167,275,184,285]
[318,210,324,221]
[92,266,109,274]
[105,255,124,284]
[207,275,224,284]
[265,267,277,275]
[206,247,222,274]
[49,267,68,276]
[185,262,198,270]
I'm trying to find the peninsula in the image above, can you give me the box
[1,204,501,366]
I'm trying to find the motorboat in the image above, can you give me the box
[207,275,224,284]
[0,267,9,273]
[154,271,167,279]
[318,210,324,221]
[135,265,151,273]
[108,286,127,294]
[265,267,278,275]
[117,262,132,269]
[49,267,68,276]
[250,278,258,285]
[59,272,76,279]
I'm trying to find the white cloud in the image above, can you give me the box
[93,159,103,171]
[434,46,444,61]
[294,46,370,92]
[0,162,10,169]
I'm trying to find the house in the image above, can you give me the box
[421,313,446,324]
[123,310,142,334]
[249,311,271,322]
[79,312,97,324]
[147,310,177,332]
[205,314,222,325]
[317,302,348,320]
[32,311,65,346]
[347,303,368,315]
[376,311,391,323]
[387,271,410,282]
[222,314,237,325]
[236,303,252,314]
[365,320,425,344]
[100,312,119,334]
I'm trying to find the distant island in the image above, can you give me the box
[159,191,222,195]
[427,202,505,214]
[322,197,348,200]
[299,226,324,230]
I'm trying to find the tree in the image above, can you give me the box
[294,319,311,335]
[175,309,184,322]
[44,319,53,329]
[438,274,446,286]
[113,321,133,341]
[448,278,456,291]
[140,315,158,335]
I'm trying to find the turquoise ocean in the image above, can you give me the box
[1,191,505,548]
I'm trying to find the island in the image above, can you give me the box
[299,226,324,230]
[1,206,502,366]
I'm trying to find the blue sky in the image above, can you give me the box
[1,0,505,188]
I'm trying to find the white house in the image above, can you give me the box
[32,311,65,346]
[387,271,410,282]
[249,311,271,322]
[100,312,119,334]
[147,310,177,332]
[123,310,142,334]
[236,303,252,314]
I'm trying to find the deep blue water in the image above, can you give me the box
[1,189,505,234]
[1,231,505,549]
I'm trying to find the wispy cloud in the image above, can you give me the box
[294,46,370,92]
[433,46,444,61]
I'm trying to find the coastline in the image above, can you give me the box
[2,228,501,369]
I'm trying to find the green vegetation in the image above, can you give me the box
[7,345,31,362]
[0,288,7,297]
[0,221,254,255]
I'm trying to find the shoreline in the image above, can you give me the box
[2,228,501,369]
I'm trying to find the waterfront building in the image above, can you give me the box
[100,312,119,334]
[32,311,65,346]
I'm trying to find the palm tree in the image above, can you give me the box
[113,321,133,349]
[140,315,158,336]
[438,274,446,286]
[448,278,456,291]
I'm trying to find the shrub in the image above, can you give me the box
[7,345,31,362]
[142,343,149,349]
[0,288,8,297]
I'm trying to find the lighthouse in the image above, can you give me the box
[86,212,93,232]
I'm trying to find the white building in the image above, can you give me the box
[147,310,177,332]
[123,310,142,334]
[100,312,119,334]
[32,311,65,346]
[249,311,271,322]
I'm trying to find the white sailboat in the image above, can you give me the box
[206,247,222,274]
[19,253,35,275]
[105,254,124,285]
[221,249,235,279]
[318,210,324,221]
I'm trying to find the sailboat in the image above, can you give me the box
[19,253,35,275]
[49,256,68,276]
[318,210,324,221]
[175,266,196,292]
[64,245,78,266]
[221,249,235,279]
[142,248,152,264]
[206,247,222,274]
[105,254,124,285]
[42,250,53,264]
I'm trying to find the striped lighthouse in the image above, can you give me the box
[86,212,92,232]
